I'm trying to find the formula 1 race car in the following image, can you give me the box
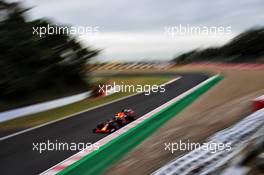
[93,109,137,133]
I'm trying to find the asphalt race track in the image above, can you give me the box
[0,72,209,175]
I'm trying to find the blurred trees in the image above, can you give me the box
[0,1,99,98]
[173,27,264,64]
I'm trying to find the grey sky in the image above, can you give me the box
[19,0,264,61]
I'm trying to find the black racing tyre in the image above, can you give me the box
[126,115,135,122]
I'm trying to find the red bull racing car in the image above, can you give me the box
[93,109,137,133]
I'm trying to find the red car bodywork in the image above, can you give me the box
[93,109,136,134]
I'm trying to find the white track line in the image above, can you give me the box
[0,77,181,141]
[41,75,220,175]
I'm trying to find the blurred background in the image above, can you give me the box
[1,1,264,175]
[1,0,263,111]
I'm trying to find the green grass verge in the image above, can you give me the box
[0,76,172,131]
